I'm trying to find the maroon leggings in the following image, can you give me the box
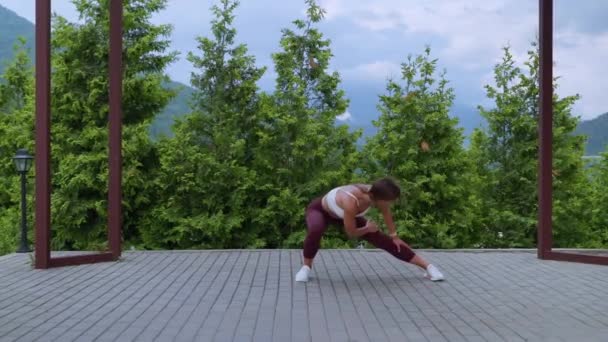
[303,197,416,262]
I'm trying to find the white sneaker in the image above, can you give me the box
[295,265,311,282]
[423,264,445,281]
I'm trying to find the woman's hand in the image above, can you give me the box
[392,236,409,253]
[351,220,377,238]
[364,220,379,233]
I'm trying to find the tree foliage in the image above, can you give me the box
[253,0,361,247]
[0,1,605,256]
[141,0,360,250]
[0,39,34,255]
[589,153,608,246]
[471,44,594,248]
[141,0,267,249]
[48,0,176,249]
[362,47,474,248]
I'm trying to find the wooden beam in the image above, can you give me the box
[34,0,51,269]
[537,0,553,259]
[108,0,123,260]
[546,252,608,266]
[49,253,115,268]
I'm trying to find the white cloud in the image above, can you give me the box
[320,0,537,66]
[4,0,607,118]
[554,30,608,118]
[477,29,608,118]
[321,0,608,117]
[319,0,344,20]
[337,110,353,121]
[342,61,401,82]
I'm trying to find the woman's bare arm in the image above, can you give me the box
[377,200,397,237]
[341,198,376,238]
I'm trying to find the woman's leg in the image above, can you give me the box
[353,217,415,262]
[302,200,329,267]
[360,230,417,263]
[355,217,444,280]
[297,198,329,282]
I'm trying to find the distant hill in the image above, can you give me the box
[575,112,608,155]
[0,5,34,69]
[151,80,195,139]
[0,4,194,139]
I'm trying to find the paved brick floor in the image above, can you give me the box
[0,250,607,342]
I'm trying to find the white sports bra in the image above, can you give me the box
[324,186,370,219]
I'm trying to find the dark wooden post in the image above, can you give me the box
[35,0,51,269]
[108,0,123,260]
[538,0,553,259]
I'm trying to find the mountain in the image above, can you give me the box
[341,82,485,147]
[0,6,34,69]
[575,112,608,155]
[0,4,193,139]
[150,80,195,139]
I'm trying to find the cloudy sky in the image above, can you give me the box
[2,0,607,132]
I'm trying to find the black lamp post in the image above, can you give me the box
[13,149,33,253]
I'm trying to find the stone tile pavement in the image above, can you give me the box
[0,250,607,342]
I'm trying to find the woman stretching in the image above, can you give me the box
[295,177,445,282]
